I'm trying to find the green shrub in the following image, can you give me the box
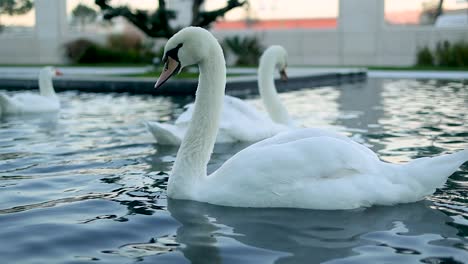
[416,46,434,66]
[107,33,143,52]
[64,37,155,64]
[64,38,95,62]
[451,41,468,67]
[435,41,453,66]
[417,40,468,68]
[223,35,263,66]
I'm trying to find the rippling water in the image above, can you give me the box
[0,78,467,264]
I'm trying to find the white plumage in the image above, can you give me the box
[0,67,61,116]
[147,46,294,145]
[156,27,468,209]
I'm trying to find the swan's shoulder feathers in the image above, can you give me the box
[251,128,378,159]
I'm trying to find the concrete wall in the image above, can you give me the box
[214,0,468,66]
[1,0,467,66]
[0,0,107,64]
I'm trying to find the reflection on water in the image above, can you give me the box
[168,199,467,264]
[0,79,467,263]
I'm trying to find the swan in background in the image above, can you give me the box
[258,45,295,126]
[154,27,468,210]
[146,45,295,145]
[0,66,62,116]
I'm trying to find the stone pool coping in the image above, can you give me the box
[0,67,367,96]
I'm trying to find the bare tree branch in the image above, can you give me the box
[194,0,246,28]
[95,0,246,39]
[95,0,176,38]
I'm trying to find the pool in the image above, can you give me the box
[0,78,467,263]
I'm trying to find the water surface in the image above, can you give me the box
[0,78,467,263]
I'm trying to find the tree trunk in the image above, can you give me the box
[191,0,204,25]
[435,0,444,19]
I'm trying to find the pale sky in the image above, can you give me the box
[1,0,467,27]
[204,0,339,20]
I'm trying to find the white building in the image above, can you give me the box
[0,0,467,66]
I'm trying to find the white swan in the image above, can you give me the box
[155,27,468,209]
[0,66,61,116]
[146,45,295,145]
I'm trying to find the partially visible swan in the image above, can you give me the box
[0,66,62,116]
[146,45,294,145]
[155,27,468,209]
[258,46,295,126]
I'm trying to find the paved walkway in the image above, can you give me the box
[1,66,467,80]
[368,70,468,80]
[0,66,366,95]
[0,66,151,79]
[0,66,366,79]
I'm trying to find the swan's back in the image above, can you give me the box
[198,128,466,209]
[176,96,270,125]
[1,93,59,114]
[201,134,383,209]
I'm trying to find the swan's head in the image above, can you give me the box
[155,27,219,89]
[40,66,62,78]
[262,45,288,81]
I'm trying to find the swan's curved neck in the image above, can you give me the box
[168,45,226,199]
[258,55,293,126]
[39,73,56,97]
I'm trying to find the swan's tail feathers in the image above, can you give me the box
[403,149,468,191]
[146,121,183,145]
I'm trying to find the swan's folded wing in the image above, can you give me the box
[174,103,195,125]
[215,135,378,182]
[217,96,287,141]
[251,128,379,160]
[146,121,185,145]
[206,136,384,209]
[222,96,271,123]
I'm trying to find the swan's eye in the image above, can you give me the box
[165,43,184,62]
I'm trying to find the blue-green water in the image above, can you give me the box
[0,78,467,264]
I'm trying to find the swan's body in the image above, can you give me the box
[147,46,294,145]
[0,67,61,115]
[156,27,468,209]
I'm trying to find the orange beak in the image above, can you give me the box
[55,69,63,76]
[155,56,180,89]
